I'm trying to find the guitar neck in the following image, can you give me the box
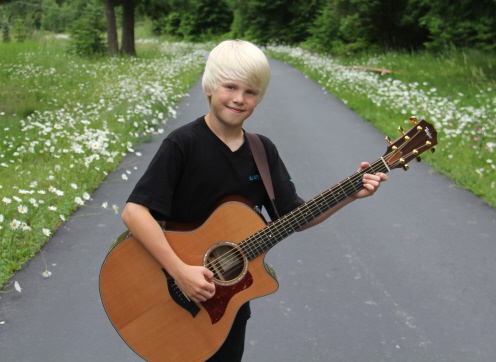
[240,157,390,260]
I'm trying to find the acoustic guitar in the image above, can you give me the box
[99,118,437,361]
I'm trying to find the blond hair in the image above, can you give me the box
[202,40,271,102]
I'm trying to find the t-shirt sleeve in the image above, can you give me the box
[261,137,305,219]
[126,138,183,219]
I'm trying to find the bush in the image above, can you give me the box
[68,2,105,56]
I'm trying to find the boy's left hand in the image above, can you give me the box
[353,162,388,199]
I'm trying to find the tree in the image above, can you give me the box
[121,0,136,55]
[104,0,118,54]
[411,0,496,50]
[228,0,321,45]
[180,0,232,40]
[69,0,106,56]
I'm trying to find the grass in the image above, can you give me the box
[0,35,206,287]
[266,46,496,208]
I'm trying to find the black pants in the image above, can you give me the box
[206,310,249,362]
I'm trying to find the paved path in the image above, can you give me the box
[1,59,496,362]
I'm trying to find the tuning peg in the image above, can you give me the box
[416,157,422,162]
[385,136,392,145]
[398,126,410,140]
[431,148,436,153]
[402,164,410,171]
[409,116,418,124]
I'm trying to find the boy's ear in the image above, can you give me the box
[204,88,212,105]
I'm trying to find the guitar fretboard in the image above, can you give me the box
[239,158,390,260]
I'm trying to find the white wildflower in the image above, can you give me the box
[18,205,28,214]
[21,223,31,231]
[42,228,51,237]
[10,219,21,230]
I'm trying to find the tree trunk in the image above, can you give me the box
[105,0,119,55]
[121,0,136,56]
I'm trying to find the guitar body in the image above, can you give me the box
[99,200,279,362]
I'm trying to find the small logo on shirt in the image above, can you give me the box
[248,174,261,181]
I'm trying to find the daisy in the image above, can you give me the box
[18,205,28,214]
[10,219,21,230]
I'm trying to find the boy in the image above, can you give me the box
[121,40,387,361]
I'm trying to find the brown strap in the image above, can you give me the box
[245,132,280,218]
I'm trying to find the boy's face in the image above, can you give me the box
[205,80,259,130]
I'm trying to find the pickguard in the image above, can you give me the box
[202,272,253,324]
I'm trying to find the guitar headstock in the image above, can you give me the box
[383,117,438,171]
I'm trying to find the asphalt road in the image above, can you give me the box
[1,59,495,362]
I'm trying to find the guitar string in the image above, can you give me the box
[203,157,390,271]
[248,125,431,257]
[204,157,391,270]
[171,156,396,296]
[169,129,431,298]
[202,137,430,272]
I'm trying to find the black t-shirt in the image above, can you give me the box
[127,116,304,320]
[128,116,303,223]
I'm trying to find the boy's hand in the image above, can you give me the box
[172,264,216,303]
[353,162,388,199]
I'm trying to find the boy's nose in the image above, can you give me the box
[232,91,244,104]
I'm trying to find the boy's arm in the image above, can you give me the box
[298,162,388,231]
[121,202,215,303]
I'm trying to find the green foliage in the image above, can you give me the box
[68,1,106,56]
[229,0,321,44]
[305,0,430,54]
[304,0,495,53]
[40,0,76,33]
[2,23,9,42]
[1,10,10,42]
[412,0,496,51]
[151,0,232,41]
[12,17,31,42]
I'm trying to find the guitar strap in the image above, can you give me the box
[245,132,281,219]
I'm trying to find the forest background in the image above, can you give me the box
[0,0,495,287]
[1,0,495,53]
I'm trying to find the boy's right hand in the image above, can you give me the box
[172,264,216,303]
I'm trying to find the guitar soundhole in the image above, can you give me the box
[204,242,248,286]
